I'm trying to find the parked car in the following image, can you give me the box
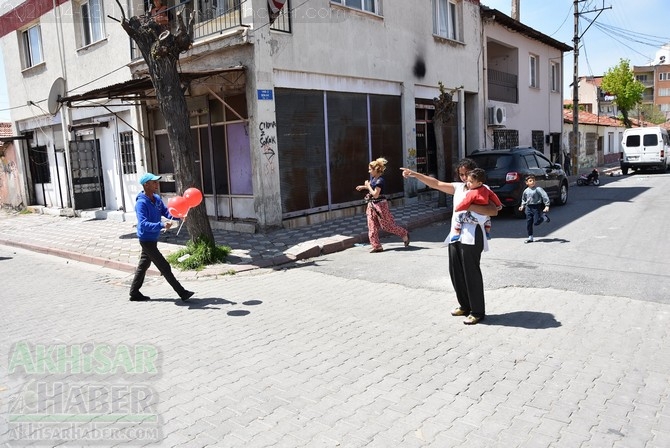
[469,147,569,217]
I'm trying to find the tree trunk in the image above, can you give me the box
[433,83,459,207]
[433,118,447,207]
[119,6,214,244]
[621,109,632,128]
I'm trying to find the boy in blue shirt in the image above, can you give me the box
[129,173,194,301]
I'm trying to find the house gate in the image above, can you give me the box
[68,140,105,210]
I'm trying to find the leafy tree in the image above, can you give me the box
[636,103,667,125]
[114,1,214,246]
[600,59,644,128]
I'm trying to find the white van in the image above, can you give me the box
[620,126,669,175]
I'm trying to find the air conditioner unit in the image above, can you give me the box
[488,105,506,126]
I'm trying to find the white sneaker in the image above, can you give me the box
[524,236,534,244]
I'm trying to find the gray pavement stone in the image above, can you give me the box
[3,199,670,448]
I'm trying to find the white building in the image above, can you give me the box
[1,0,570,229]
[481,5,571,163]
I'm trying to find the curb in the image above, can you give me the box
[1,207,451,279]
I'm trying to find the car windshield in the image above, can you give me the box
[472,154,512,170]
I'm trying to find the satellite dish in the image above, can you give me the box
[47,77,67,115]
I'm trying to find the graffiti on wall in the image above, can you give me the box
[259,121,277,174]
[1,150,22,207]
[407,147,417,169]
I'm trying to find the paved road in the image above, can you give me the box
[2,169,669,447]
[2,242,669,446]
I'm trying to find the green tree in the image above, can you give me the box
[600,59,644,128]
[636,103,667,125]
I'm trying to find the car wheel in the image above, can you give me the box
[554,181,568,206]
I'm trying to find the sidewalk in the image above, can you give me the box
[0,199,450,278]
[0,163,618,277]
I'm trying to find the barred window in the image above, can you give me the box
[493,129,519,149]
[531,130,544,153]
[120,131,137,174]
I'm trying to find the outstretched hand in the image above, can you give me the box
[400,167,413,178]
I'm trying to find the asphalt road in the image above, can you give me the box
[297,170,670,305]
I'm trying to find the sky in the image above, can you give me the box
[483,0,670,96]
[1,0,669,121]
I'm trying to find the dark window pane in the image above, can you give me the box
[276,89,327,213]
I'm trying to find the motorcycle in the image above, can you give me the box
[577,168,600,186]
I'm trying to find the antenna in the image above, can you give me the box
[47,77,67,115]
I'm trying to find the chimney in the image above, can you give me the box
[511,0,520,21]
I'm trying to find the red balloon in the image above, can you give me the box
[167,196,189,218]
[183,187,203,208]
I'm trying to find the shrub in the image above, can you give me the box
[167,237,231,271]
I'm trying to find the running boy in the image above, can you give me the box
[518,174,551,243]
[451,168,502,241]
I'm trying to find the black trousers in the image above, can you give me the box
[525,204,545,236]
[129,240,186,296]
[448,225,485,318]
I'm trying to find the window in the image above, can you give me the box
[659,88,670,97]
[550,62,559,92]
[492,129,519,149]
[270,0,291,33]
[20,25,44,69]
[119,132,137,174]
[29,146,50,183]
[659,72,669,81]
[529,54,539,88]
[432,0,458,40]
[80,0,105,46]
[636,74,648,82]
[531,130,544,153]
[330,0,378,15]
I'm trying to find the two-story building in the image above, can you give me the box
[481,5,571,164]
[2,0,570,230]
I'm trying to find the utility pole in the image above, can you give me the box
[571,0,610,174]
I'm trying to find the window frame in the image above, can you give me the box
[80,0,105,47]
[119,131,138,175]
[550,61,559,92]
[432,0,458,41]
[330,0,379,15]
[529,54,539,88]
[21,24,44,69]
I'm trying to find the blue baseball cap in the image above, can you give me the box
[139,172,161,185]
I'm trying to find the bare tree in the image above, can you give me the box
[114,1,214,244]
[433,82,461,207]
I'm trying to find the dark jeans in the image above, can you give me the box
[525,204,545,236]
[129,240,186,297]
[448,225,485,318]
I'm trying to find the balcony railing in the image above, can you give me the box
[131,3,243,60]
[488,69,518,104]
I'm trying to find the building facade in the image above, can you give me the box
[481,6,570,164]
[2,0,569,230]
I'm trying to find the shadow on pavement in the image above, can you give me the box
[481,311,561,329]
